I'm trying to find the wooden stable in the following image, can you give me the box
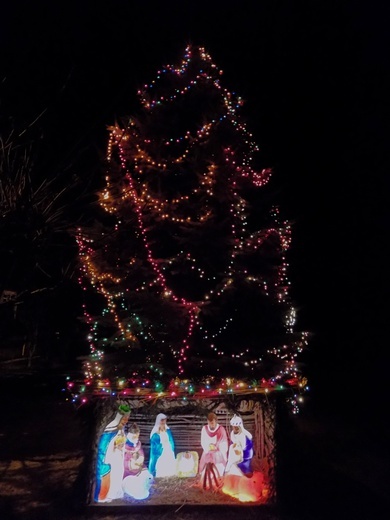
[86,391,281,507]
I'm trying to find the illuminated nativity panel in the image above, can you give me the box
[90,394,276,507]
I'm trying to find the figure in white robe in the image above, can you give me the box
[122,422,153,500]
[104,432,126,500]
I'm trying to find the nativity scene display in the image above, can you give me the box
[70,43,310,510]
[92,400,273,506]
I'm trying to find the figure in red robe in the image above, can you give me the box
[198,412,228,478]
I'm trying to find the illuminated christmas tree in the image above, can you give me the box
[75,45,308,404]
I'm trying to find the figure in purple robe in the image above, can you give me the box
[122,422,153,499]
[225,414,254,477]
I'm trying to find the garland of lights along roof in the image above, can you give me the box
[70,45,309,413]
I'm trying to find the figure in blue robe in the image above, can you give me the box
[148,413,176,477]
[225,414,254,477]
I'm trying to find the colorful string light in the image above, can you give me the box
[71,45,309,411]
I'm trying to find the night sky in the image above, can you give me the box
[2,1,389,420]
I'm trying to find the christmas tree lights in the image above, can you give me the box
[71,45,309,411]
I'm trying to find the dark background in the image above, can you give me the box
[1,0,389,423]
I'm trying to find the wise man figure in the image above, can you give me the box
[94,404,131,502]
[198,412,228,478]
